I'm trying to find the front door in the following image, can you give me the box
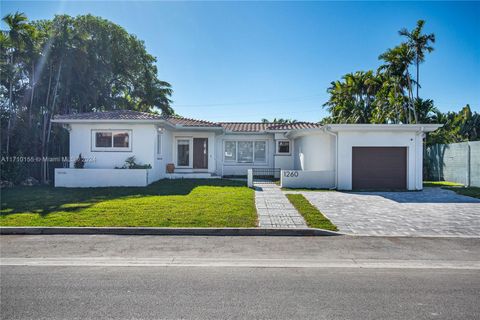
[193,138,208,169]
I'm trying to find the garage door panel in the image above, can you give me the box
[352,147,407,190]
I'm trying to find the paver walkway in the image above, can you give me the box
[300,188,480,237]
[254,183,307,228]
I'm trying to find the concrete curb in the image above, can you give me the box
[0,227,342,237]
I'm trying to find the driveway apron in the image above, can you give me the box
[301,188,480,237]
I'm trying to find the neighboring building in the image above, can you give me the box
[52,110,441,190]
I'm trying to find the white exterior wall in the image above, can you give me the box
[55,168,148,187]
[336,130,424,190]
[293,133,335,171]
[151,127,173,181]
[274,154,294,170]
[68,123,163,184]
[69,123,156,169]
[216,134,275,176]
[281,170,335,189]
[273,132,294,170]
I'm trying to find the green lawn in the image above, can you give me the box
[0,179,257,227]
[286,194,338,231]
[423,181,479,199]
[423,181,464,187]
[445,187,480,199]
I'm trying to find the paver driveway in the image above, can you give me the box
[299,188,480,237]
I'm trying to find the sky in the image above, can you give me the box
[1,1,479,122]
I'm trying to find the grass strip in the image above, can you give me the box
[286,194,338,231]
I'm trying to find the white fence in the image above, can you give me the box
[280,170,335,189]
[55,168,149,187]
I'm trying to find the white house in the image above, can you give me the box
[52,110,441,190]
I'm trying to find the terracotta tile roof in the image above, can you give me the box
[53,110,164,120]
[53,111,322,132]
[266,122,322,130]
[164,116,220,127]
[219,122,272,132]
[219,122,322,132]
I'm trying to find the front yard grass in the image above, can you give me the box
[286,194,338,231]
[0,179,257,227]
[423,181,464,187]
[445,187,480,199]
[423,181,479,199]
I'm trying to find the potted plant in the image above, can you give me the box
[74,154,85,168]
[166,163,175,173]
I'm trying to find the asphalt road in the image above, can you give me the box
[2,266,479,320]
[1,235,480,319]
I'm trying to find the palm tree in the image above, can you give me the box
[261,118,298,124]
[399,20,435,99]
[2,12,33,155]
[414,98,438,123]
[378,43,417,123]
[324,71,381,123]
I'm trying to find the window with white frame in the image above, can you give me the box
[277,140,290,154]
[92,130,132,151]
[156,132,162,155]
[224,141,266,163]
[254,141,266,162]
[224,141,236,162]
[177,139,190,166]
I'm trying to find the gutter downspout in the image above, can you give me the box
[415,126,425,190]
[324,126,338,190]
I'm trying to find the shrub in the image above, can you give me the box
[121,156,151,169]
[0,161,29,185]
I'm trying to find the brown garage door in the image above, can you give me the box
[352,147,407,190]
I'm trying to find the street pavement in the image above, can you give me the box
[2,266,479,320]
[1,235,480,319]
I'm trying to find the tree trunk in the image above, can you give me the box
[28,61,35,129]
[44,60,63,184]
[416,57,420,100]
[6,54,14,156]
[40,65,53,183]
[406,74,417,124]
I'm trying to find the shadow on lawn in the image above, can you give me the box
[0,179,247,217]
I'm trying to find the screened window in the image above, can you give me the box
[177,139,190,166]
[238,141,253,163]
[157,133,162,155]
[254,141,266,162]
[224,141,236,162]
[113,132,129,148]
[92,130,131,151]
[277,140,290,154]
[224,141,267,163]
[96,132,112,148]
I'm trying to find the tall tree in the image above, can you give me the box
[0,13,173,184]
[324,71,381,123]
[2,12,34,155]
[378,43,417,123]
[399,20,435,99]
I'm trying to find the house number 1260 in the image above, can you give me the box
[283,171,299,177]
